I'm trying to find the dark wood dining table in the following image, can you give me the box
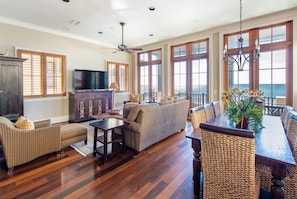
[186,115,296,199]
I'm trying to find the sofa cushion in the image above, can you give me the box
[60,123,87,141]
[159,100,174,106]
[127,104,159,121]
[123,103,138,118]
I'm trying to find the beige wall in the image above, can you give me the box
[1,7,297,123]
[0,22,132,123]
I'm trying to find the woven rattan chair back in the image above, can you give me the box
[212,101,221,117]
[285,113,297,199]
[190,105,207,129]
[200,123,260,199]
[284,109,296,134]
[204,103,215,122]
[281,105,294,127]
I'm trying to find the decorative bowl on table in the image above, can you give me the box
[109,109,121,115]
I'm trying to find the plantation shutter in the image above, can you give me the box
[20,51,43,97]
[18,50,66,98]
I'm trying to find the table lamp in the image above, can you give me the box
[109,82,119,110]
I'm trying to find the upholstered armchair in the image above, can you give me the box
[0,116,61,173]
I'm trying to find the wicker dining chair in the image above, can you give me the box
[200,122,260,199]
[189,105,207,129]
[204,103,215,122]
[283,107,296,133]
[212,101,221,117]
[256,112,297,199]
[281,105,294,127]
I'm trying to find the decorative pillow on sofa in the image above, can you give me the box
[14,116,26,128]
[15,116,35,130]
[130,94,141,103]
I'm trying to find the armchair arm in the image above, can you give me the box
[0,124,61,169]
[34,119,51,129]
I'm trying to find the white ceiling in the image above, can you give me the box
[1,0,297,50]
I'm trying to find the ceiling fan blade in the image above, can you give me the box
[128,47,143,51]
[126,49,135,54]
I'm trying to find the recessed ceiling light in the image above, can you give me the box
[148,6,155,11]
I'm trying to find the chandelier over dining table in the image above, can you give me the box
[223,0,260,71]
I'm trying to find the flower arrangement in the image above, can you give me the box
[221,88,264,132]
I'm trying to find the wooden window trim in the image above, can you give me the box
[223,21,293,105]
[107,61,129,92]
[18,49,66,98]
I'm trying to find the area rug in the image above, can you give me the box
[70,120,103,156]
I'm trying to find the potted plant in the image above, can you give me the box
[221,88,264,132]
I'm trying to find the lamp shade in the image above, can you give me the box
[109,82,119,91]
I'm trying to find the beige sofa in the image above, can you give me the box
[121,99,189,152]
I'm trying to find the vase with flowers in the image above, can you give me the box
[221,88,264,132]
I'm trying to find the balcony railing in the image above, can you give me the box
[143,92,285,116]
[263,97,285,116]
[174,93,207,108]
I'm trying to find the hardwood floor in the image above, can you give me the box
[0,122,195,199]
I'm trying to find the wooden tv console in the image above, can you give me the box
[69,90,113,123]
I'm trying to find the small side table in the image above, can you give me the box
[89,118,128,163]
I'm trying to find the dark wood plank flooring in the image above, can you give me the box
[0,122,195,199]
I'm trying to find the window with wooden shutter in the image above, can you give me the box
[107,61,129,92]
[18,49,66,98]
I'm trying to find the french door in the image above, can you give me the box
[173,57,208,107]
[138,49,162,101]
[172,39,209,108]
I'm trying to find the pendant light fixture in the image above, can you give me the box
[223,0,260,71]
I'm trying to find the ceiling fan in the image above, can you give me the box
[115,22,143,53]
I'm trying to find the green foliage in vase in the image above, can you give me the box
[221,88,264,132]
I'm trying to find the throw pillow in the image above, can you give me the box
[15,116,35,130]
[14,116,26,128]
[20,119,35,130]
[130,94,141,103]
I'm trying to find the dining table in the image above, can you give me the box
[186,114,296,199]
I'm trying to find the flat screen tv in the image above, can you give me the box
[73,69,108,90]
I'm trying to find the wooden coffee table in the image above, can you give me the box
[89,118,128,163]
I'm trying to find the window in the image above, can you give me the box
[107,61,129,91]
[223,21,293,107]
[18,50,66,98]
[138,49,162,101]
[171,39,209,107]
